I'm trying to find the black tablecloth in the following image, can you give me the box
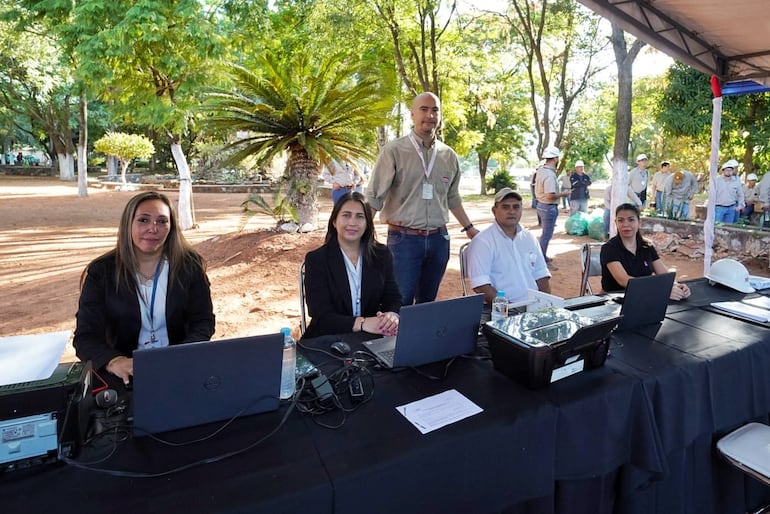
[5,278,770,514]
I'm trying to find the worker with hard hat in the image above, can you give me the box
[663,169,698,220]
[741,172,761,220]
[628,154,649,208]
[714,159,745,224]
[534,145,568,268]
[569,159,592,215]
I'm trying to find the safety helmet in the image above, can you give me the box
[541,146,561,159]
[636,154,648,162]
[705,258,754,293]
[574,160,584,167]
[721,159,739,170]
[748,173,758,181]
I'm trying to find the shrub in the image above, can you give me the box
[486,170,517,194]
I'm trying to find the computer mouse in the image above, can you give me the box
[330,341,351,356]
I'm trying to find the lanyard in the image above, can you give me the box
[342,250,363,317]
[139,259,163,345]
[408,133,437,178]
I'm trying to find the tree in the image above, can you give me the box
[499,0,609,160]
[609,24,646,232]
[93,132,155,187]
[203,53,393,228]
[70,0,223,228]
[658,63,770,175]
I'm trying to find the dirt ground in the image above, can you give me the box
[0,176,760,363]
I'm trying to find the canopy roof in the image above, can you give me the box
[576,0,770,86]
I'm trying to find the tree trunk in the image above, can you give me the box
[171,142,195,230]
[119,159,130,187]
[58,153,74,181]
[107,156,119,177]
[77,94,88,198]
[287,145,319,230]
[610,25,646,236]
[478,153,489,195]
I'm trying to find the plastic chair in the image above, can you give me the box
[717,422,770,513]
[459,242,470,296]
[579,242,604,296]
[299,261,307,336]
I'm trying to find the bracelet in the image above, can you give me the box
[359,318,365,332]
[461,223,474,232]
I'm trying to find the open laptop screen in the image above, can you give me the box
[132,333,283,435]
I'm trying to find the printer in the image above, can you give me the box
[482,307,620,389]
[0,361,91,471]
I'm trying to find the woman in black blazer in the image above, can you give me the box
[303,192,401,339]
[74,191,215,384]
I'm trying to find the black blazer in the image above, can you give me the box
[303,240,401,339]
[73,252,216,370]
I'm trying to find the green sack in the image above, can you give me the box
[565,212,588,235]
[588,215,606,241]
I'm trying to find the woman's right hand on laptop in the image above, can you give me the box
[106,355,134,385]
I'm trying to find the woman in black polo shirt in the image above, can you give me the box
[600,203,691,300]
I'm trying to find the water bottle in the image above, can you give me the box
[491,291,508,322]
[279,327,296,399]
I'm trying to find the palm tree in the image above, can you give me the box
[203,53,393,228]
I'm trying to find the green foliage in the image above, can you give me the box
[486,170,518,194]
[658,63,770,172]
[241,192,298,224]
[94,132,154,161]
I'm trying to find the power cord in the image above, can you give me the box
[62,382,303,478]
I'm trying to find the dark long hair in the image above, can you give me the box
[615,202,654,250]
[325,191,379,264]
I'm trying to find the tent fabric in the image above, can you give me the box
[576,0,770,85]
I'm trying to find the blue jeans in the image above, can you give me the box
[655,191,664,214]
[715,204,738,223]
[569,198,588,215]
[669,199,690,220]
[331,186,355,204]
[536,203,558,258]
[387,228,450,305]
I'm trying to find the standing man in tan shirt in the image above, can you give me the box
[367,92,477,305]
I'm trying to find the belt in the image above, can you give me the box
[717,204,736,207]
[388,224,444,236]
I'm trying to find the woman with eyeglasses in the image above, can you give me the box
[600,202,691,300]
[74,191,215,385]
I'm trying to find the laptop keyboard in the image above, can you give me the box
[380,348,395,364]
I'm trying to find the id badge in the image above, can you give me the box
[422,183,434,200]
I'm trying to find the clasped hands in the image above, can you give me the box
[360,311,399,336]
[670,282,691,301]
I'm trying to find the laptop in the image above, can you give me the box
[576,272,676,331]
[131,333,284,435]
[362,294,484,368]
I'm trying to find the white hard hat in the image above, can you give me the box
[705,258,754,293]
[748,173,758,181]
[541,146,561,159]
[575,160,584,167]
[636,154,648,161]
[721,159,739,170]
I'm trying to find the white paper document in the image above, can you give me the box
[743,296,770,310]
[396,389,483,434]
[711,301,770,323]
[0,331,70,387]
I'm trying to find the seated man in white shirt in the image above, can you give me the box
[466,188,552,307]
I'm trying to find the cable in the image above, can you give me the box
[62,384,303,478]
